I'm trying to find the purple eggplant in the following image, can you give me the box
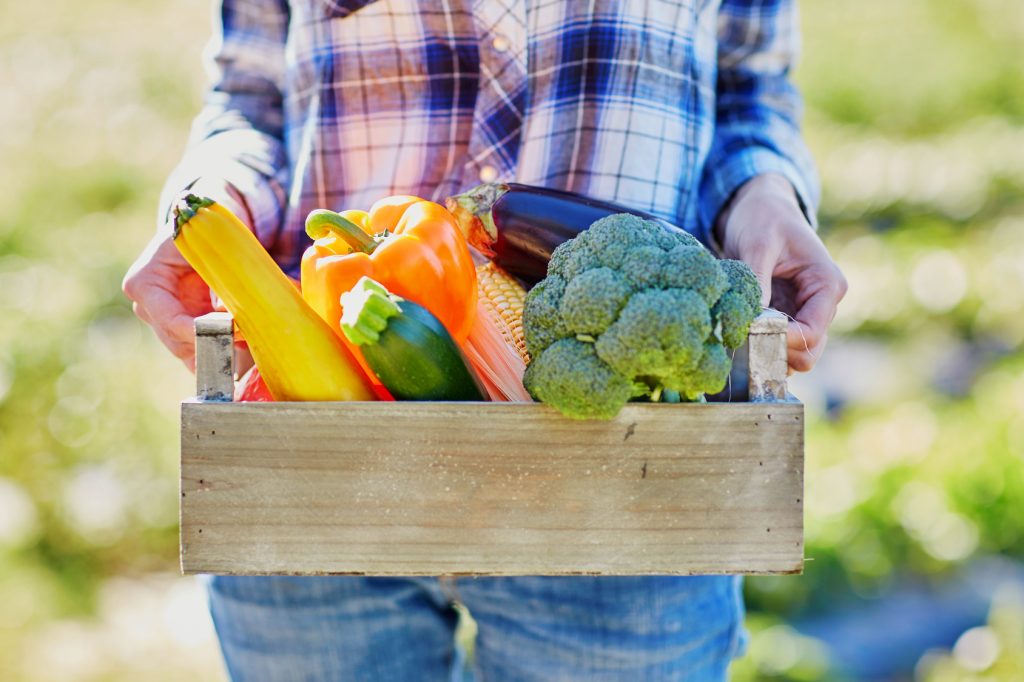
[446,183,685,283]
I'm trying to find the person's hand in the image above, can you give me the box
[122,179,250,371]
[715,173,847,373]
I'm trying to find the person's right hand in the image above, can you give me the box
[122,180,249,371]
[122,228,212,371]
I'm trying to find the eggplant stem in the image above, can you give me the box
[445,183,509,255]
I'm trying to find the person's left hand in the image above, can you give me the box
[715,173,847,373]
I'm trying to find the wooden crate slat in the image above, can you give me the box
[181,401,803,576]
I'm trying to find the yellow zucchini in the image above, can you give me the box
[173,193,375,401]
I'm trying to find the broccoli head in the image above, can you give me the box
[521,213,762,419]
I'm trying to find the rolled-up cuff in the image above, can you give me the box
[159,139,287,248]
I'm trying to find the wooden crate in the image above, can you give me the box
[181,312,803,576]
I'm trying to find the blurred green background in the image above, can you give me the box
[1,0,1022,679]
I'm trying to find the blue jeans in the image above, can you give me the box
[203,575,747,681]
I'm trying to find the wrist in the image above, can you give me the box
[714,173,799,247]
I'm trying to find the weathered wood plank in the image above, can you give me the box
[181,401,803,575]
[194,312,234,402]
[748,310,789,402]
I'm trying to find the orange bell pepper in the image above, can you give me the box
[300,196,478,347]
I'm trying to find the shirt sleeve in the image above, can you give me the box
[696,0,820,248]
[159,0,290,247]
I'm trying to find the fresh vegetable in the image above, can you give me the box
[461,300,531,402]
[340,277,486,401]
[712,260,763,349]
[521,213,761,419]
[172,193,375,402]
[446,182,687,283]
[301,196,477,343]
[234,365,273,402]
[460,262,532,402]
[476,262,529,364]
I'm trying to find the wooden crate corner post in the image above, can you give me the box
[181,312,234,574]
[194,312,234,402]
[748,310,789,402]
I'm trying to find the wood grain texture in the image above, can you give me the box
[748,310,789,402]
[194,312,233,402]
[181,401,803,576]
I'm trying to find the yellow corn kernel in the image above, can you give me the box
[476,262,529,363]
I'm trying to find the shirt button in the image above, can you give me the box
[491,35,510,53]
[479,165,498,183]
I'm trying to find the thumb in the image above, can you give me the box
[737,240,782,308]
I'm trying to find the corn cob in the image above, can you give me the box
[476,261,529,363]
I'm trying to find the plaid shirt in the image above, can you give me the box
[163,0,818,276]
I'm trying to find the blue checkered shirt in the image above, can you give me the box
[162,0,818,276]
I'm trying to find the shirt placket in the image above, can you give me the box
[463,0,528,187]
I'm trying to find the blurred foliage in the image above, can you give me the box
[733,1,1024,680]
[0,0,1022,680]
[0,0,218,678]
[918,588,1024,681]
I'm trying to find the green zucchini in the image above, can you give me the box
[340,277,486,401]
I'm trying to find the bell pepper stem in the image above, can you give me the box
[306,209,378,253]
[340,277,403,346]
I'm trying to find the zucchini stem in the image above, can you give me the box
[172,193,216,239]
[340,277,403,346]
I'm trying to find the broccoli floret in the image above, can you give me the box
[720,259,762,312]
[665,342,732,398]
[668,228,701,249]
[523,275,569,355]
[583,213,664,267]
[594,288,710,381]
[550,213,669,278]
[546,240,574,279]
[523,338,635,420]
[621,245,669,290]
[712,260,762,349]
[661,245,729,305]
[522,213,744,419]
[713,291,758,349]
[560,267,633,335]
